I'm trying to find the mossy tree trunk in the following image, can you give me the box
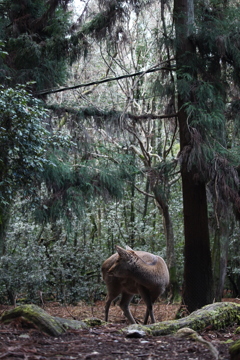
[124,302,240,336]
[1,304,66,336]
[0,304,103,336]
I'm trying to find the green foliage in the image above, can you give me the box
[195,2,240,89]
[0,0,77,91]
[0,225,106,304]
[46,242,105,304]
[0,84,49,205]
[0,40,7,58]
[0,243,48,304]
[175,0,240,199]
[82,13,110,36]
[2,0,240,308]
[81,3,125,40]
[0,171,184,305]
[32,144,136,226]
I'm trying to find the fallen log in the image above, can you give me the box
[1,304,65,336]
[124,302,240,337]
[0,304,104,336]
[2,301,240,340]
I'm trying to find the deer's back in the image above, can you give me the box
[102,250,169,296]
[101,250,156,277]
[134,251,169,291]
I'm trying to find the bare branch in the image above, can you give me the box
[131,183,155,199]
[128,112,178,120]
[35,61,176,96]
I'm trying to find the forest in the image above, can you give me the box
[0,0,240,316]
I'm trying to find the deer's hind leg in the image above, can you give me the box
[138,286,157,324]
[119,292,135,324]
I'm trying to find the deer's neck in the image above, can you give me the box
[129,257,160,285]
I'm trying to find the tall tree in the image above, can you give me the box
[173,0,214,312]
[195,0,240,302]
[173,0,240,310]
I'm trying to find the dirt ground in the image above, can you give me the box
[0,298,239,359]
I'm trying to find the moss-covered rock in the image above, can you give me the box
[82,318,106,327]
[229,339,240,360]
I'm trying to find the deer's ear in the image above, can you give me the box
[116,245,136,259]
[126,245,133,251]
[116,246,128,258]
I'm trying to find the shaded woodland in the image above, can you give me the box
[0,0,240,315]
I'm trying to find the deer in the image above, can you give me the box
[101,245,169,324]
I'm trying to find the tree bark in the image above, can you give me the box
[0,208,9,256]
[153,188,179,302]
[124,302,240,336]
[181,170,213,311]
[174,0,214,312]
[212,219,232,301]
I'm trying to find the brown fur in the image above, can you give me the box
[102,246,169,324]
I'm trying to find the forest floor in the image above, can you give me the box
[0,298,240,359]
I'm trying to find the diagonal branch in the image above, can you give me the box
[35,60,176,96]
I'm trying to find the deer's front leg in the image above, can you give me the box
[119,292,135,324]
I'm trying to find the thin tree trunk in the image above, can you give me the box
[153,188,179,301]
[0,205,10,256]
[212,218,232,301]
[142,178,150,242]
[130,180,135,248]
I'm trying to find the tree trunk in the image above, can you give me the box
[0,205,10,256]
[181,170,213,311]
[174,0,214,312]
[141,178,150,245]
[212,218,233,301]
[153,188,180,302]
[130,179,136,248]
[124,302,240,336]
